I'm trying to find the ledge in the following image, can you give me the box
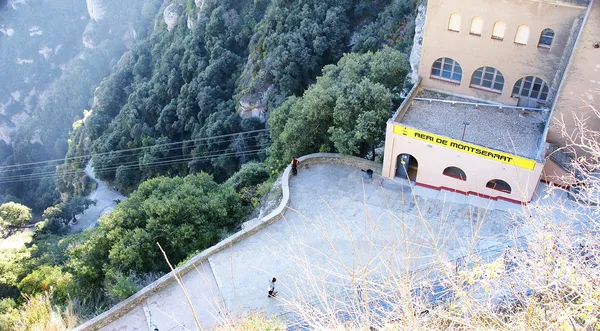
[74,153,381,331]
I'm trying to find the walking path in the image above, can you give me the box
[100,163,523,330]
[70,163,125,232]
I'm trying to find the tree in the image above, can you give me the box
[66,172,246,290]
[226,162,270,192]
[268,48,409,165]
[38,198,96,234]
[0,203,32,227]
[328,79,392,159]
[18,266,73,304]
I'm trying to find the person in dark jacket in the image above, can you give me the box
[268,277,277,297]
[291,156,300,176]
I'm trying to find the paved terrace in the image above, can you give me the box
[88,155,527,331]
[397,90,548,160]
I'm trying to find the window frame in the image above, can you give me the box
[486,179,512,194]
[469,17,483,36]
[491,21,506,41]
[448,13,461,32]
[470,67,505,94]
[430,58,463,84]
[511,76,549,103]
[538,28,555,49]
[514,25,530,45]
[442,166,467,181]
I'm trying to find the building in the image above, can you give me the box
[382,0,599,204]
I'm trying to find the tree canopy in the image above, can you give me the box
[0,202,32,227]
[268,48,409,164]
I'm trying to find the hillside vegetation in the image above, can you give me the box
[0,0,417,327]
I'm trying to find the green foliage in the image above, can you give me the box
[0,0,160,211]
[0,0,419,322]
[0,298,18,331]
[4,293,78,331]
[351,0,417,53]
[66,173,246,292]
[226,162,271,208]
[216,312,286,330]
[240,0,353,104]
[103,270,140,301]
[0,248,30,300]
[268,48,409,164]
[0,202,32,227]
[226,162,270,191]
[38,198,96,234]
[18,266,73,304]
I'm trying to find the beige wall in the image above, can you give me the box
[382,122,544,203]
[418,0,586,106]
[548,0,600,146]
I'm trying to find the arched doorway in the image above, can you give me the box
[395,154,418,181]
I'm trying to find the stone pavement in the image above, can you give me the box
[100,164,516,330]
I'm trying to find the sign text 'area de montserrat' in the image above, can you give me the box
[393,125,536,170]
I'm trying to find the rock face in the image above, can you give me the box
[239,85,273,122]
[82,22,97,49]
[409,1,427,84]
[195,0,205,9]
[164,3,184,32]
[86,0,106,21]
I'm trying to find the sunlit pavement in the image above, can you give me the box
[101,164,553,330]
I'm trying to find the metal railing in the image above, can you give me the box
[412,97,548,113]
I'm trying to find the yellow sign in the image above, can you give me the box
[393,125,536,170]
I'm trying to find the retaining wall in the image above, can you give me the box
[75,153,381,330]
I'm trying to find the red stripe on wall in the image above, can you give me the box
[414,182,528,205]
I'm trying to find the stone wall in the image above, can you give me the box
[74,153,381,331]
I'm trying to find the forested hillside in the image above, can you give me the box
[0,0,418,328]
[65,0,417,194]
[0,0,160,211]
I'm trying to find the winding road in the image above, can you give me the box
[70,163,125,233]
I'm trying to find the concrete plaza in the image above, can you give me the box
[101,164,521,330]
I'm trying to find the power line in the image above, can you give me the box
[0,148,267,185]
[0,129,269,172]
[0,146,237,182]
[0,145,264,183]
[1,132,270,177]
[0,132,268,181]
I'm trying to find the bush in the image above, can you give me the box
[18,266,73,304]
[217,312,285,331]
[104,271,140,301]
[0,202,32,227]
[226,162,270,191]
[11,293,77,331]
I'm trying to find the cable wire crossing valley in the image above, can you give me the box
[393,124,536,170]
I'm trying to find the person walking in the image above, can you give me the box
[268,277,278,297]
[291,156,300,176]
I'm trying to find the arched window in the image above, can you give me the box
[486,179,511,194]
[538,28,554,48]
[470,17,483,36]
[491,21,506,40]
[470,67,505,93]
[443,166,467,181]
[431,58,463,83]
[448,13,461,32]
[514,25,530,45]
[512,76,549,102]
